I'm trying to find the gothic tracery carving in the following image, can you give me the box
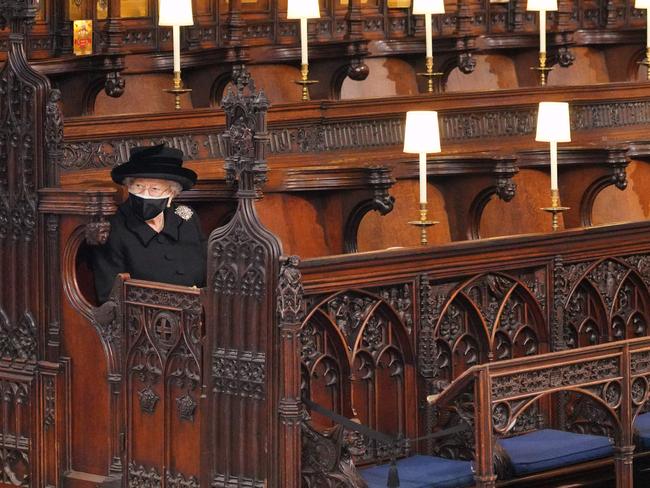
[278,256,304,324]
[58,100,650,170]
[301,288,412,466]
[166,470,199,488]
[418,275,443,378]
[212,221,267,301]
[491,358,619,399]
[221,65,270,190]
[128,463,162,488]
[212,348,266,400]
[326,294,375,348]
[374,284,413,334]
[0,309,37,361]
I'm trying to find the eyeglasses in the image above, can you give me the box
[129,182,171,197]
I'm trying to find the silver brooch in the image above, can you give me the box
[174,205,193,221]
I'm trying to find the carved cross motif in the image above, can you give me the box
[153,314,177,345]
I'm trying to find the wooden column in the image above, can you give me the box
[474,367,497,488]
[225,0,244,46]
[277,257,304,488]
[616,345,634,488]
[102,0,124,55]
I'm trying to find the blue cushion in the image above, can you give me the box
[497,429,614,476]
[360,455,474,488]
[634,412,650,449]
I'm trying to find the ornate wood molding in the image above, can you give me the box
[60,95,650,171]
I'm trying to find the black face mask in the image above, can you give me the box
[129,193,168,221]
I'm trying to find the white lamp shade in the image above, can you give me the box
[287,0,321,19]
[413,0,445,14]
[404,111,442,154]
[636,0,650,8]
[159,0,194,26]
[536,102,571,142]
[527,0,557,10]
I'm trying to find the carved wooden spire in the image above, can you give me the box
[203,65,286,487]
[221,65,271,197]
[0,0,40,34]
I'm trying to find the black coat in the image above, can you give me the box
[93,201,207,303]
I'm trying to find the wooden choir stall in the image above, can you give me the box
[7,0,650,487]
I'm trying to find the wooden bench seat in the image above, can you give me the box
[497,429,614,478]
[360,455,475,488]
[358,429,615,487]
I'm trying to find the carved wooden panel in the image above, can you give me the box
[124,283,203,487]
[300,285,417,467]
[422,270,547,383]
[296,224,650,484]
[60,90,650,173]
[0,4,63,487]
[556,255,650,349]
[0,378,31,487]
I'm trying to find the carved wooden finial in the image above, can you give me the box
[0,0,40,33]
[221,65,271,196]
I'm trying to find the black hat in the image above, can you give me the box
[111,144,198,190]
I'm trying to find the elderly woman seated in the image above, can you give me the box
[93,144,206,303]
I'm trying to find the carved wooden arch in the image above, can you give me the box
[345,293,416,462]
[467,187,499,240]
[329,63,353,101]
[344,200,381,253]
[491,283,548,355]
[61,225,95,319]
[629,46,649,81]
[338,166,396,253]
[466,180,517,240]
[300,288,417,464]
[579,166,628,227]
[80,75,109,116]
[563,257,650,344]
[302,307,357,361]
[302,288,416,366]
[438,54,459,93]
[209,70,237,108]
[564,278,609,348]
[434,291,490,380]
[494,387,624,444]
[300,307,354,419]
[435,271,547,364]
[609,268,650,340]
[437,48,477,93]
